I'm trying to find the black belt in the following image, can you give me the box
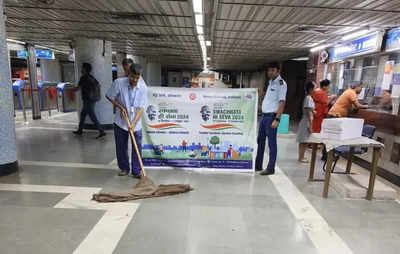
[262,113,276,117]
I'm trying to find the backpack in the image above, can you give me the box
[88,75,101,102]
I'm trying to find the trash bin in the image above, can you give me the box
[57,82,77,112]
[277,114,290,134]
[38,81,58,111]
[13,80,33,109]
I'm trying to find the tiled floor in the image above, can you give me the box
[1,112,400,254]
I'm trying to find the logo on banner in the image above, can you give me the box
[146,105,157,121]
[189,93,196,100]
[200,105,211,122]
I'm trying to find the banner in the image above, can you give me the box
[142,87,258,172]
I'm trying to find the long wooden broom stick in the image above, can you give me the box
[122,112,147,177]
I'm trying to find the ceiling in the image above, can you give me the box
[4,0,400,71]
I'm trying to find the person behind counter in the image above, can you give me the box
[379,89,393,111]
[297,81,315,163]
[328,81,368,117]
[312,79,336,133]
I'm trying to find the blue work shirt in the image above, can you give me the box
[262,75,287,113]
[106,76,148,132]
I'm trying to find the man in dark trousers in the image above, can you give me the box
[73,63,106,139]
[106,64,148,178]
[255,62,287,175]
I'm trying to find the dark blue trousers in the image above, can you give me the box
[255,115,277,170]
[78,100,103,132]
[114,124,142,176]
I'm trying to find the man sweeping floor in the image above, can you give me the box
[105,63,147,178]
[93,64,192,202]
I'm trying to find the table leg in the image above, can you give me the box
[323,150,334,198]
[366,147,380,200]
[346,146,354,174]
[308,143,318,182]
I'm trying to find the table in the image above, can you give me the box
[306,133,384,200]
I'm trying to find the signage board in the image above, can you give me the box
[16,49,54,59]
[329,32,383,62]
[142,87,258,172]
[385,27,400,52]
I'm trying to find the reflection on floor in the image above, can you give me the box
[0,113,399,254]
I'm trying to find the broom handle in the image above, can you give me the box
[123,113,147,177]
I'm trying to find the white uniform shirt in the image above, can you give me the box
[106,77,148,132]
[261,75,287,113]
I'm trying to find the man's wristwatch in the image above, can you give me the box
[275,117,280,122]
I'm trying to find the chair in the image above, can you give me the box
[323,124,376,173]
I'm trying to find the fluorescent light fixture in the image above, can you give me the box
[310,44,329,52]
[195,14,203,26]
[205,40,211,46]
[196,26,204,34]
[291,57,309,61]
[342,29,370,41]
[193,0,203,13]
[35,45,67,54]
[7,38,26,45]
[198,35,205,41]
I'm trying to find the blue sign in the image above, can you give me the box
[16,49,54,59]
[17,50,28,59]
[385,28,400,52]
[35,49,54,59]
[329,33,381,61]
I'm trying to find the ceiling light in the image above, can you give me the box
[291,57,309,61]
[193,0,203,13]
[196,26,204,34]
[207,57,211,61]
[6,38,26,45]
[342,29,370,41]
[206,40,211,46]
[310,44,329,52]
[195,14,203,26]
[198,35,205,41]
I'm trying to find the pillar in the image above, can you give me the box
[132,55,148,80]
[73,38,113,129]
[0,0,18,175]
[115,52,127,78]
[146,62,162,86]
[26,44,41,120]
[40,59,61,82]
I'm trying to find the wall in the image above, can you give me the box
[281,60,307,121]
[168,71,183,87]
[40,59,61,82]
[146,62,162,86]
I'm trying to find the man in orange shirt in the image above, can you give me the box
[328,81,368,117]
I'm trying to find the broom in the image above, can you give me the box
[92,107,193,202]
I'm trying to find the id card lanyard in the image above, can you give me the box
[128,87,137,120]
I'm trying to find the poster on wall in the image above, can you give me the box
[141,87,258,172]
[382,61,394,90]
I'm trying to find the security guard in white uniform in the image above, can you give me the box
[256,63,287,175]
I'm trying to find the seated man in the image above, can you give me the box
[328,81,368,117]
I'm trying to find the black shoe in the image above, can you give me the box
[96,132,106,139]
[255,167,263,172]
[73,130,83,136]
[260,169,275,175]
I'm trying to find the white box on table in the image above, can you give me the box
[321,118,364,140]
